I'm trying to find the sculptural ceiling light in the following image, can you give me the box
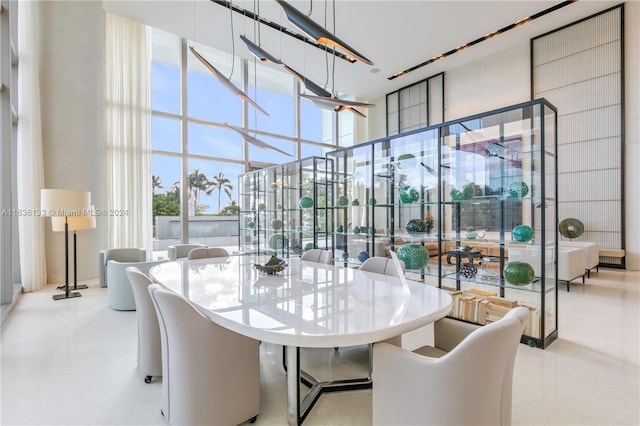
[223,123,292,157]
[275,0,373,65]
[239,30,371,117]
[189,46,269,116]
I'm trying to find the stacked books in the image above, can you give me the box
[445,288,542,339]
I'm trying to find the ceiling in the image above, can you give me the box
[104,0,621,101]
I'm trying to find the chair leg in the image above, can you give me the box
[144,375,152,384]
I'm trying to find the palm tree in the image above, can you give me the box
[152,175,163,194]
[188,169,213,215]
[210,172,233,213]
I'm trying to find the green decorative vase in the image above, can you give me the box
[512,225,534,242]
[268,234,288,250]
[352,226,361,235]
[337,195,349,207]
[399,186,420,203]
[247,221,255,229]
[508,181,529,199]
[397,243,429,270]
[405,219,427,234]
[299,196,314,209]
[336,225,344,233]
[503,261,535,285]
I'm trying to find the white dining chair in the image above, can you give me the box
[125,267,162,384]
[373,306,529,425]
[148,284,260,425]
[301,249,332,264]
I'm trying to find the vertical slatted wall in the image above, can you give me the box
[532,5,624,266]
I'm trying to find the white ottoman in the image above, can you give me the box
[559,241,599,277]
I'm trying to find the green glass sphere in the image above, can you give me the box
[268,234,288,250]
[337,195,349,207]
[247,221,255,229]
[396,243,429,270]
[503,261,535,286]
[512,225,534,242]
[508,181,529,199]
[399,186,420,203]
[299,196,314,209]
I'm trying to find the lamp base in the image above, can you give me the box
[57,284,89,290]
[52,291,82,301]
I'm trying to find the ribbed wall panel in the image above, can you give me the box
[533,7,623,256]
[557,137,620,173]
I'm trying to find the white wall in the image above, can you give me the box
[39,1,105,283]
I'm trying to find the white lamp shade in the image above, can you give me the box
[41,189,91,217]
[51,206,96,232]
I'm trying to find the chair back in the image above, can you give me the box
[302,249,332,265]
[99,248,146,287]
[107,258,167,310]
[125,267,162,378]
[187,247,209,260]
[359,257,389,274]
[167,244,206,261]
[207,247,230,258]
[500,306,530,425]
[148,284,260,425]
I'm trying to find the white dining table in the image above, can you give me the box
[150,255,452,425]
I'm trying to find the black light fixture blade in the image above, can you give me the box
[275,0,374,65]
[224,123,293,157]
[189,46,270,116]
[239,35,283,64]
[300,94,375,110]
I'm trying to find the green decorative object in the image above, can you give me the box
[336,225,344,233]
[559,218,584,239]
[399,186,420,203]
[270,182,278,189]
[247,221,255,229]
[396,243,429,270]
[351,199,360,206]
[258,203,266,210]
[503,261,535,286]
[271,218,283,230]
[512,224,534,242]
[337,195,349,207]
[304,242,315,251]
[368,198,377,206]
[268,234,288,250]
[352,226,361,235]
[466,229,477,239]
[299,196,314,209]
[508,180,529,199]
[405,219,427,234]
[450,183,476,201]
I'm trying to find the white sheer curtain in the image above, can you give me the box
[104,13,152,255]
[17,0,47,292]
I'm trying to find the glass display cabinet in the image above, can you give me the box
[327,99,558,348]
[238,157,333,257]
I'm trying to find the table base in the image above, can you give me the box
[285,346,372,425]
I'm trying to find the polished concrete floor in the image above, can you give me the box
[1,268,638,425]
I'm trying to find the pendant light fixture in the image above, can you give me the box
[299,93,374,113]
[189,46,269,116]
[275,0,374,65]
[238,34,370,117]
[223,123,292,157]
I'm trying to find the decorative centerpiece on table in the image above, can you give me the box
[254,256,288,275]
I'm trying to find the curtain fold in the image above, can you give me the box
[104,13,152,255]
[17,0,47,292]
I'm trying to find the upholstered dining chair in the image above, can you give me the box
[359,256,405,276]
[147,284,260,425]
[187,247,230,260]
[301,249,332,264]
[99,248,146,287]
[167,244,206,261]
[107,259,168,310]
[125,267,162,384]
[372,306,529,426]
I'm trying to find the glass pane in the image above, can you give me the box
[151,28,181,114]
[301,100,323,142]
[188,122,242,160]
[301,142,323,158]
[248,61,294,136]
[152,116,181,152]
[187,42,242,125]
[152,155,182,252]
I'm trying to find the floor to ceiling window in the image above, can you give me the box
[150,28,338,255]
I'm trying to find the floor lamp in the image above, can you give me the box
[41,189,91,301]
[51,205,96,291]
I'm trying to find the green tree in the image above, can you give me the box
[152,175,163,194]
[153,193,180,219]
[218,200,239,216]
[210,172,233,213]
[188,169,213,215]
